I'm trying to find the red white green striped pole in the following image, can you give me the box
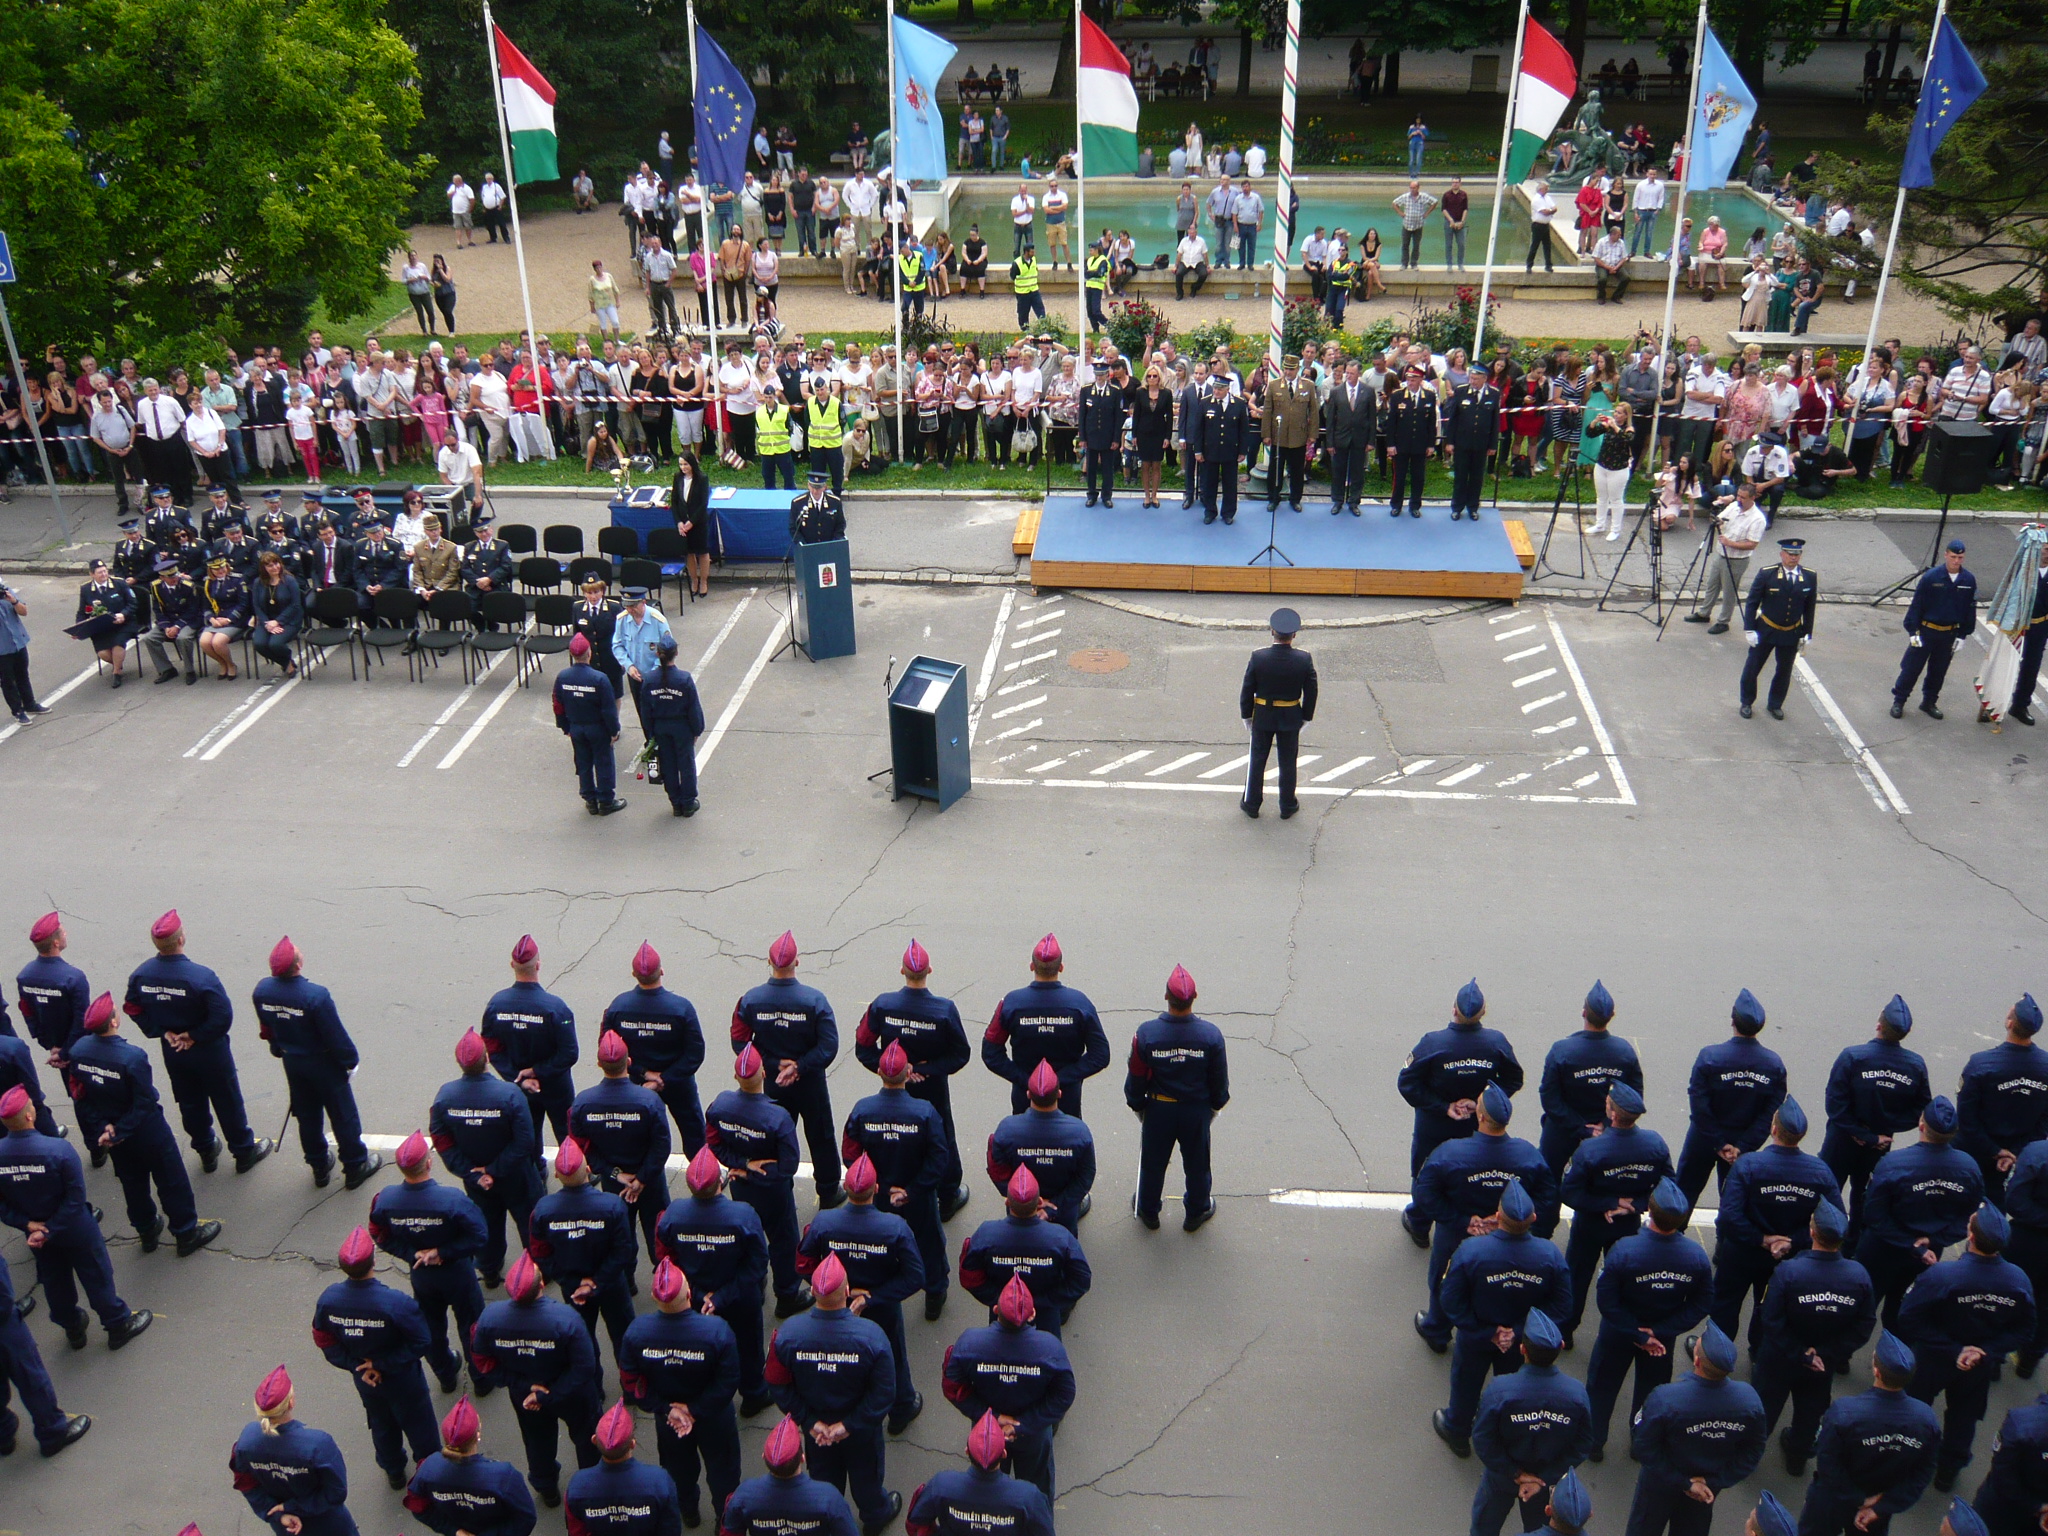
[1265,0,1302,368]
[1471,0,1532,362]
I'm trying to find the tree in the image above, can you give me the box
[1592,0,1848,86]
[0,0,422,361]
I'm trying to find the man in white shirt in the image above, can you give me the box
[1940,347,1992,421]
[1245,142,1267,178]
[1206,178,1235,262]
[1685,482,1768,631]
[1008,183,1036,261]
[1824,200,1853,238]
[1300,226,1329,301]
[469,360,512,465]
[478,172,508,244]
[446,175,477,248]
[740,173,765,246]
[1629,169,1664,257]
[1676,355,1727,466]
[2001,318,2046,375]
[435,435,484,517]
[1527,188,1558,272]
[845,169,878,253]
[1230,179,1265,270]
[1738,437,1794,524]
[1175,230,1210,300]
[135,378,192,504]
[1591,228,1630,304]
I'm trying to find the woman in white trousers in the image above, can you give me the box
[1587,401,1636,540]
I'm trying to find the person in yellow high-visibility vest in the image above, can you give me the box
[1013,244,1045,331]
[898,243,928,321]
[803,377,847,497]
[755,381,796,490]
[1084,239,1110,334]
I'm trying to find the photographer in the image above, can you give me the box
[1684,480,1766,633]
[1585,401,1636,542]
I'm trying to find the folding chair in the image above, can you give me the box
[416,590,475,683]
[469,591,528,681]
[523,593,578,685]
[542,523,586,559]
[301,588,360,680]
[360,588,421,680]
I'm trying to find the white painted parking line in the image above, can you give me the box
[994,718,1042,740]
[695,612,790,773]
[436,667,523,770]
[1024,756,1073,773]
[1311,755,1376,781]
[399,653,507,767]
[1542,746,1591,770]
[692,591,755,677]
[1501,645,1548,663]
[1512,668,1559,689]
[996,675,1043,695]
[1004,649,1057,670]
[1494,772,1532,787]
[1494,625,1538,642]
[1436,764,1484,787]
[185,686,273,760]
[3,654,116,740]
[1487,610,1526,624]
[1570,772,1602,789]
[1011,631,1059,648]
[1795,658,1911,816]
[1012,608,1066,629]
[966,587,1015,748]
[200,645,337,761]
[1545,610,1635,806]
[991,695,1046,718]
[1266,1188,1721,1232]
[1147,751,1209,776]
[1398,759,1438,776]
[1091,750,1154,775]
[1520,691,1568,714]
[1197,754,1250,779]
[1530,716,1579,735]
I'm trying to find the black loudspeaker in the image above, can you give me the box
[1921,420,1995,496]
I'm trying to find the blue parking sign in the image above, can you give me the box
[0,232,14,284]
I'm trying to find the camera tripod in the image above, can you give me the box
[1596,497,1669,627]
[1653,515,1752,642]
[1533,459,1591,580]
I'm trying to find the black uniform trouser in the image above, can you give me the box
[1198,459,1238,522]
[1007,1424,1054,1499]
[732,1178,802,1300]
[716,1286,765,1396]
[283,1055,368,1173]
[1451,447,1489,514]
[1417,1219,1472,1344]
[908,1076,964,1195]
[1084,447,1118,501]
[1752,1342,1834,1460]
[0,1292,65,1449]
[651,726,700,809]
[1799,1478,1899,1536]
[352,1358,440,1474]
[1446,1330,1521,1435]
[1404,1119,1465,1243]
[657,1401,742,1519]
[1136,1099,1212,1219]
[898,1185,949,1296]
[1540,1122,1593,1181]
[1390,450,1428,513]
[1586,1324,1678,1452]
[1015,292,1046,329]
[521,1077,573,1163]
[568,726,617,804]
[33,1223,128,1334]
[2005,1224,2048,1363]
[866,1298,917,1414]
[2011,623,2046,714]
[1267,443,1306,506]
[1624,1472,1714,1536]
[1908,1352,1997,1476]
[1674,1130,1738,1207]
[1243,724,1299,812]
[411,1263,486,1389]
[161,1035,255,1156]
[1892,632,1959,706]
[1818,1130,1886,1248]
[1709,1240,1785,1352]
[1472,1465,1551,1535]
[602,1173,671,1268]
[109,1113,198,1237]
[1740,635,1801,710]
[1086,288,1105,332]
[1330,441,1367,507]
[462,1174,537,1284]
[651,1077,707,1157]
[512,1380,602,1494]
[766,1072,841,1198]
[1565,1211,1640,1336]
[810,1423,892,1524]
[566,1276,636,1386]
[1853,1236,1938,1331]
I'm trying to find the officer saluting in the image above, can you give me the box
[1739,538,1817,720]
[1239,606,1317,820]
[1399,979,1524,1249]
[791,470,845,546]
[1124,965,1230,1233]
[1892,539,1976,720]
[553,633,627,815]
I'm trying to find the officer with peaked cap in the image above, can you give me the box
[984,934,1111,1120]
[959,1168,1092,1340]
[228,1366,356,1534]
[1584,1179,1714,1460]
[554,632,627,814]
[1739,536,1817,719]
[1125,964,1231,1233]
[369,1130,491,1396]
[1539,980,1645,1179]
[1238,605,1318,819]
[905,1410,1057,1536]
[1674,988,1787,1206]
[469,1253,602,1507]
[718,1416,860,1536]
[1891,538,1977,720]
[481,933,580,1152]
[1752,1199,1876,1476]
[599,942,709,1155]
[843,1046,950,1320]
[1625,1323,1767,1536]
[856,940,973,1219]
[1856,1097,1981,1330]
[570,1027,674,1263]
[766,1253,902,1535]
[1434,1178,1572,1456]
[798,1154,926,1432]
[707,1044,809,1317]
[940,1274,1076,1500]
[0,1217,92,1456]
[1560,1082,1675,1345]
[566,1400,685,1534]
[1471,1307,1595,1535]
[988,1059,1096,1236]
[315,1226,443,1489]
[619,1257,743,1524]
[657,1147,774,1416]
[529,1141,638,1388]
[1710,1095,1845,1349]
[1821,994,1932,1244]
[402,1394,538,1536]
[429,1028,542,1288]
[1796,1329,1941,1534]
[734,931,845,1209]
[1957,994,2048,1208]
[252,935,382,1190]
[1401,978,1524,1249]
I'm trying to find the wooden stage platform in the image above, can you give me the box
[1023,494,1529,599]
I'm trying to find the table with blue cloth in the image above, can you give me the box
[607,487,799,563]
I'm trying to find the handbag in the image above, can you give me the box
[1012,426,1038,455]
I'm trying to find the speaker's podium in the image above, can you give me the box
[889,656,971,810]
[794,538,855,660]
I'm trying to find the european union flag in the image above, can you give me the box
[693,26,755,196]
[1900,19,1986,189]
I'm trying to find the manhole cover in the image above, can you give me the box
[1068,648,1129,674]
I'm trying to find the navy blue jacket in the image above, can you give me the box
[719,1471,859,1536]
[1440,1230,1573,1338]
[766,1306,896,1428]
[15,954,90,1056]
[1716,1143,1844,1250]
[1958,1042,2048,1166]
[1897,1250,2037,1361]
[566,1455,684,1536]
[1596,1227,1714,1338]
[1759,1249,1878,1370]
[798,1201,924,1305]
[941,1321,1076,1435]
[641,664,706,736]
[251,974,360,1068]
[230,1418,353,1530]
[986,1107,1095,1206]
[2006,1140,2048,1237]
[529,1182,636,1289]
[570,1076,673,1189]
[1629,1372,1768,1489]
[1399,1020,1524,1139]
[1901,563,1978,638]
[1561,1123,1672,1223]
[705,1088,801,1188]
[369,1177,489,1270]
[842,1085,949,1196]
[1472,1361,1596,1483]
[1824,1038,1931,1146]
[959,1213,1092,1318]
[405,1449,539,1536]
[123,951,235,1047]
[1418,1128,1558,1228]
[1684,1036,1788,1154]
[599,984,706,1083]
[619,1307,741,1420]
[480,980,578,1093]
[855,988,971,1080]
[906,1466,1056,1536]
[1809,1386,1941,1510]
[553,661,620,734]
[1860,1141,1983,1252]
[656,1191,770,1315]
[470,1295,599,1397]
[982,980,1111,1096]
[65,1031,171,1144]
[1538,1028,1644,1141]
[732,977,839,1082]
[1976,1393,2048,1519]
[1124,1011,1230,1110]
[314,1275,432,1372]
[0,1037,51,1124]
[430,1071,542,1201]
[0,1125,94,1231]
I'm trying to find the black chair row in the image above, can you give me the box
[294,588,584,687]
[494,523,597,560]
[499,524,694,609]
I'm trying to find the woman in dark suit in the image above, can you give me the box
[670,449,713,598]
[249,550,304,677]
[75,559,138,686]
[1131,363,1176,507]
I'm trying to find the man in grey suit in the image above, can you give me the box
[1323,359,1376,515]
[1178,360,1211,509]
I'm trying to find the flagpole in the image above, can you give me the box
[686,0,725,460]
[483,1,546,451]
[889,0,906,464]
[1471,0,1532,362]
[1073,0,1087,342]
[1264,0,1303,368]
[1642,0,1710,483]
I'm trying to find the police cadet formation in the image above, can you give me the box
[1399,974,2048,1536]
[0,909,1232,1536]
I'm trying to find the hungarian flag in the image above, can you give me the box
[494,26,559,184]
[1078,17,1139,175]
[1503,18,1576,185]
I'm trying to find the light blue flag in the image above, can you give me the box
[891,15,958,185]
[1685,30,1757,194]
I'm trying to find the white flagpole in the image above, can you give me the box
[1074,0,1087,342]
[687,0,725,460]
[1264,0,1303,369]
[483,2,546,454]
[1471,0,1531,361]
[889,0,906,462]
[1642,0,1710,475]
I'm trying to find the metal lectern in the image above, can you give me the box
[888,655,971,810]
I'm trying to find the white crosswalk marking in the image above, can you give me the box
[1013,609,1066,629]
[1011,631,1059,648]
[994,718,1041,740]
[1501,645,1548,663]
[991,695,1046,718]
[1436,764,1484,787]
[1091,750,1154,775]
[1570,772,1601,789]
[1512,668,1559,688]
[1311,755,1376,782]
[1024,756,1073,773]
[1530,716,1579,735]
[1398,759,1438,776]
[1004,649,1057,669]
[1198,754,1250,779]
[1147,751,1209,776]
[1521,692,1568,714]
[1494,625,1538,642]
[996,675,1043,695]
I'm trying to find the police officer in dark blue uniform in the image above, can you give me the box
[1585,1179,1713,1460]
[940,1273,1075,1500]
[1958,995,2048,1208]
[600,942,708,1155]
[17,912,90,1083]
[988,1060,1095,1236]
[461,511,517,598]
[642,635,706,816]
[1858,1097,1981,1329]
[253,935,381,1190]
[402,1395,538,1536]
[1753,1200,1876,1475]
[1710,1097,1845,1350]
[766,1253,902,1534]
[352,520,407,621]
[908,1408,1058,1536]
[620,1255,742,1527]
[2006,545,2048,727]
[1739,538,1817,719]
[529,1140,638,1386]
[1125,963,1231,1234]
[122,908,272,1173]
[1891,540,1977,719]
[1239,606,1318,819]
[230,1366,355,1535]
[1434,1178,1573,1457]
[1414,1082,1557,1353]
[735,931,843,1208]
[959,1167,1092,1341]
[316,1225,442,1489]
[1385,363,1440,518]
[707,1046,809,1317]
[658,1146,774,1418]
[1823,994,1932,1243]
[2001,1127,2048,1377]
[430,1028,543,1288]
[72,558,138,687]
[1078,358,1129,507]
[1193,371,1249,525]
[469,1252,602,1507]
[1561,1083,1674,1345]
[369,1130,491,1396]
[1675,988,1788,1206]
[1472,1307,1595,1534]
[1972,1389,2048,1536]
[1624,1322,1767,1536]
[0,1027,58,1140]
[572,1027,673,1264]
[481,933,580,1152]
[843,1044,950,1322]
[1539,979,1644,1180]
[66,991,222,1255]
[0,1237,90,1456]
[1798,1329,1941,1534]
[1446,372,1502,522]
[568,1399,686,1535]
[721,1416,860,1536]
[799,1154,926,1435]
[1402,979,1525,1249]
[857,940,973,1220]
[553,632,627,814]
[983,933,1110,1120]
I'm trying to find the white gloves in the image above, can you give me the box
[1744,631,1759,647]
[1909,633,1923,649]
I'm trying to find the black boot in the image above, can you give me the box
[197,1139,223,1174]
[344,1150,385,1190]
[235,1137,275,1173]
[107,1310,154,1350]
[176,1219,223,1256]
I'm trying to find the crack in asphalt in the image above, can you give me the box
[1894,821,2048,926]
[826,800,921,927]
[1061,1324,1269,1497]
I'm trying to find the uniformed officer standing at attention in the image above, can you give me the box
[1891,539,1977,720]
[619,1257,743,1528]
[1560,1083,1674,1346]
[315,1225,443,1490]
[571,1028,674,1265]
[1385,363,1441,519]
[229,1366,356,1535]
[567,1400,686,1536]
[1078,358,1129,508]
[1193,371,1249,526]
[528,1139,638,1386]
[402,1395,539,1536]
[1957,994,2048,1208]
[1239,605,1318,820]
[766,1253,903,1535]
[656,1147,773,1416]
[1674,988,1788,1206]
[1470,1308,1594,1535]
[1857,1097,1981,1330]
[1796,1329,1942,1535]
[643,635,706,817]
[798,1154,926,1434]
[1539,1472,1594,1536]
[958,1168,1092,1340]
[856,940,973,1220]
[790,470,846,545]
[940,1274,1075,1500]
[733,931,845,1208]
[481,933,580,1153]
[1125,964,1230,1234]
[988,1060,1096,1235]
[1822,995,1932,1243]
[1739,537,1817,720]
[1583,1180,1713,1462]
[602,941,708,1156]
[1400,979,1525,1249]
[1709,1097,1846,1351]
[0,1235,91,1455]
[842,1045,950,1322]
[1751,1200,1876,1477]
[253,935,382,1190]
[553,632,628,814]
[906,1410,1058,1536]
[0,1007,60,1140]
[429,1028,542,1289]
[1624,1323,1767,1536]
[122,908,274,1173]
[468,1252,603,1508]
[706,1046,809,1317]
[1445,368,1502,522]
[18,911,92,1088]
[1539,980,1644,1180]
[368,1131,491,1397]
[1970,1388,2048,1536]
[983,934,1110,1119]
[718,1416,860,1536]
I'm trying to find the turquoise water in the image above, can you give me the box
[947,186,1785,267]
